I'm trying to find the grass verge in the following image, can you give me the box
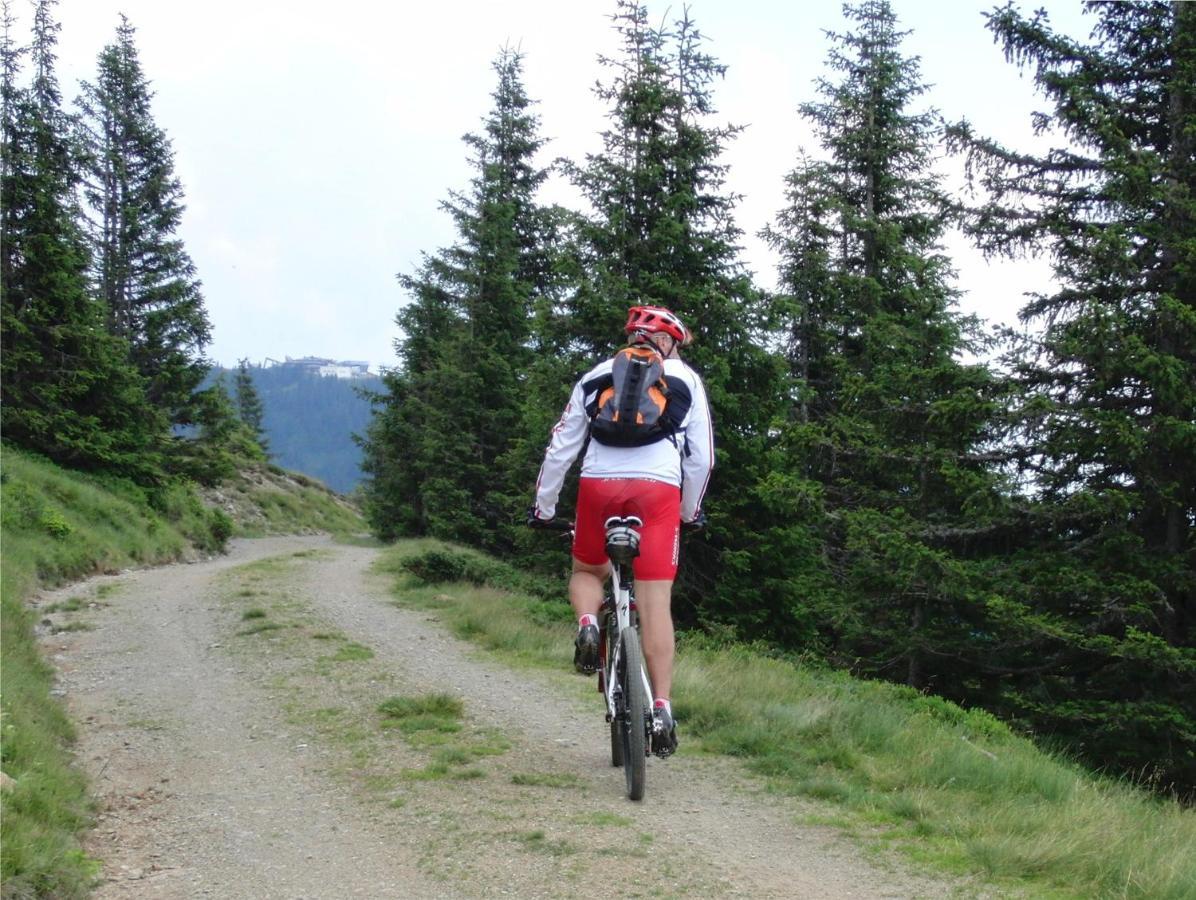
[0,445,229,898]
[377,538,1196,900]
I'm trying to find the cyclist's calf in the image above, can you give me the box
[569,559,610,621]
[634,579,675,702]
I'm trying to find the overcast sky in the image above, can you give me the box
[35,0,1092,370]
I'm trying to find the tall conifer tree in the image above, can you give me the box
[360,48,554,545]
[233,359,268,455]
[77,16,210,426]
[763,0,1003,678]
[949,0,1196,792]
[1,0,156,476]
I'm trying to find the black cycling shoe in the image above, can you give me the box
[652,705,678,758]
[573,624,599,674]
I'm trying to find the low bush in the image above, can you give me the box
[400,545,559,601]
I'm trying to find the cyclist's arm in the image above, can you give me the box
[532,381,589,521]
[679,373,714,523]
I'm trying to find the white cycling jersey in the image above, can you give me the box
[534,356,714,522]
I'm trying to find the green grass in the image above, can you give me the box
[515,829,577,856]
[324,642,374,663]
[376,539,1196,900]
[574,810,633,827]
[41,597,89,614]
[50,621,95,634]
[378,693,465,734]
[0,445,230,898]
[374,541,573,669]
[232,469,364,538]
[237,621,285,637]
[511,772,582,789]
[375,693,513,783]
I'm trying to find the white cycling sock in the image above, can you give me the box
[653,698,672,716]
[578,614,598,629]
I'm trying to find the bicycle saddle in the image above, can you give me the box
[604,516,642,565]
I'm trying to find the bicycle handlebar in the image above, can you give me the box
[527,517,575,533]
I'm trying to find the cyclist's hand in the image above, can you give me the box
[526,507,553,528]
[682,511,708,532]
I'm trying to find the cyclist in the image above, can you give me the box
[529,305,714,756]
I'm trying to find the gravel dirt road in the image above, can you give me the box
[36,535,977,899]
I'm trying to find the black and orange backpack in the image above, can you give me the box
[588,345,676,447]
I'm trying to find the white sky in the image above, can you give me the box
[35,0,1092,370]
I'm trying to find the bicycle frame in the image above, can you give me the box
[603,544,654,725]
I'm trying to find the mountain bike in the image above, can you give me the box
[533,515,662,801]
[598,515,658,801]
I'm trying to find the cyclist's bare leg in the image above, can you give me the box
[635,579,674,700]
[569,558,609,620]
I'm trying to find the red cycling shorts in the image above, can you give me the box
[573,478,681,581]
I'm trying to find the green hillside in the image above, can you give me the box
[0,446,364,897]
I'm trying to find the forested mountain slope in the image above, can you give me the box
[212,365,383,495]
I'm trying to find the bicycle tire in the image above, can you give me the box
[619,627,647,801]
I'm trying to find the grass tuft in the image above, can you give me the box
[41,597,88,613]
[378,693,465,728]
[325,642,374,662]
[51,621,94,633]
[516,829,577,856]
[511,772,582,789]
[237,621,284,636]
[574,810,633,827]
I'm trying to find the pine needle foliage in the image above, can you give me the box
[233,358,268,454]
[359,48,557,548]
[77,15,211,428]
[946,0,1196,795]
[1,0,159,479]
[760,0,1007,674]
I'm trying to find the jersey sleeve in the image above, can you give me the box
[679,372,714,522]
[533,380,589,520]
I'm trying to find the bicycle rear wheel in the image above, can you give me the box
[618,628,647,801]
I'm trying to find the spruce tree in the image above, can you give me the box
[948,0,1196,793]
[176,374,261,485]
[233,359,268,455]
[1,0,158,477]
[762,0,1005,678]
[360,48,554,546]
[77,15,211,426]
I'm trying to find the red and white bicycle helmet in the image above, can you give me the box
[624,305,692,346]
